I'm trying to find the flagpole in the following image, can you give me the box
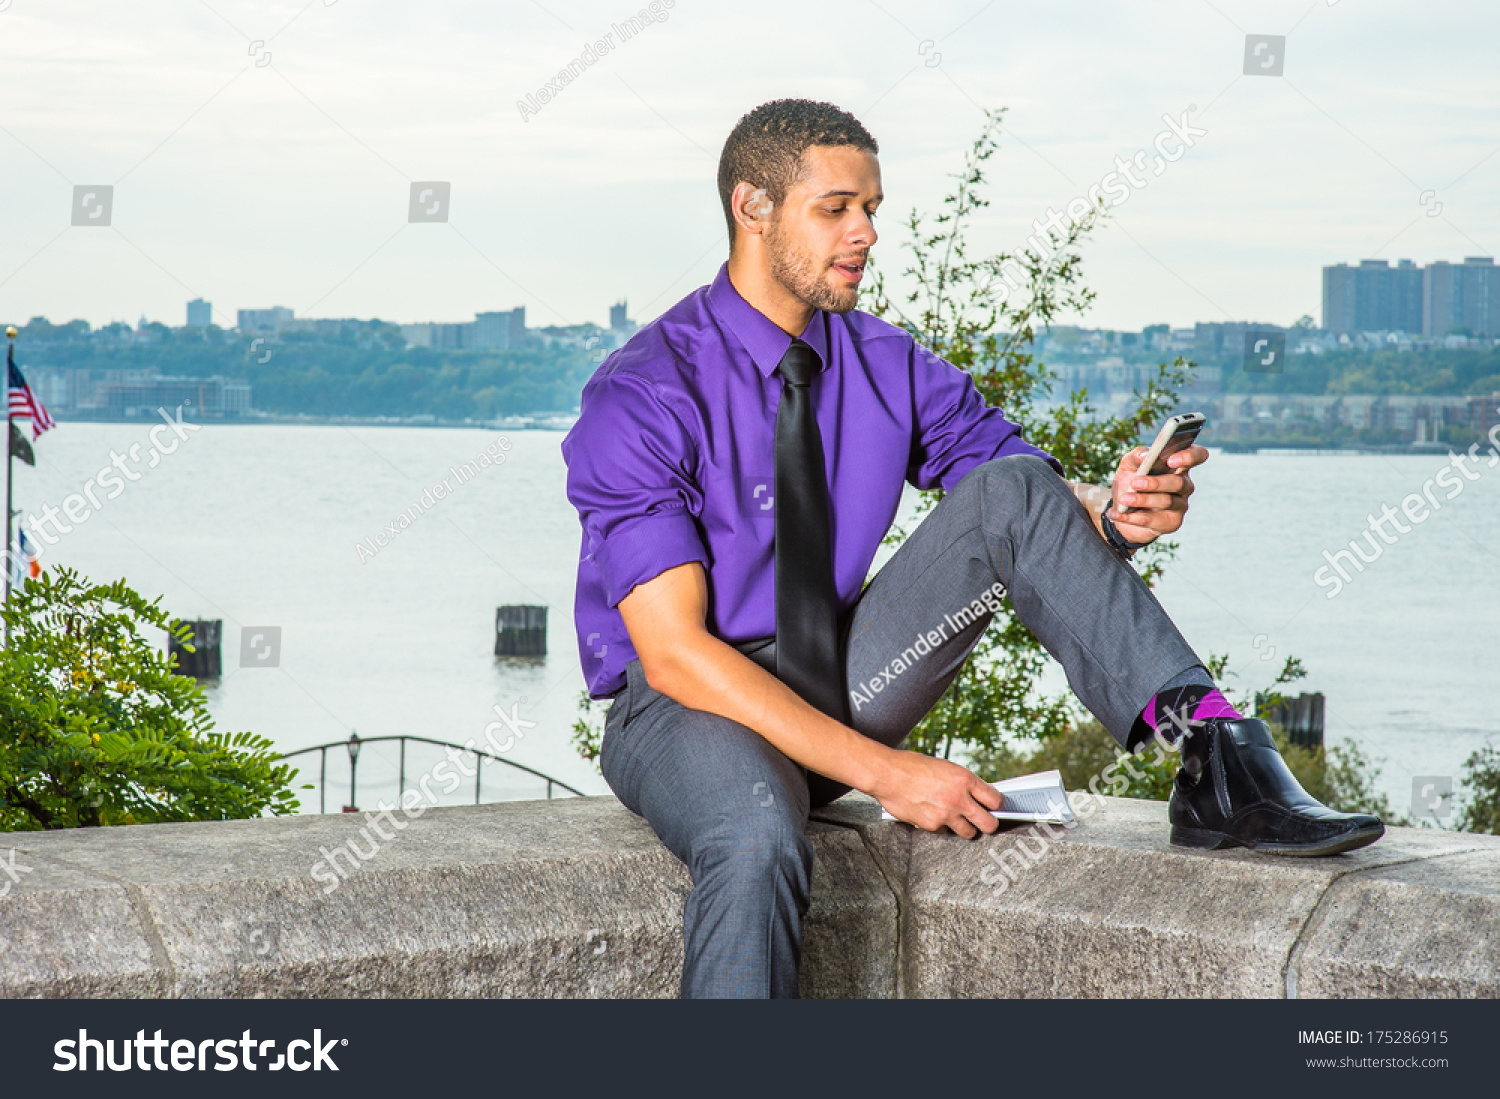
[4,325,15,625]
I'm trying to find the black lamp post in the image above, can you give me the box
[344,731,361,813]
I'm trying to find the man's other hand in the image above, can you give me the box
[871,751,1003,838]
[1109,442,1209,545]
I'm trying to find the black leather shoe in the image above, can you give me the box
[1168,718,1384,857]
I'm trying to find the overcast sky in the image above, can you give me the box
[1,0,1496,335]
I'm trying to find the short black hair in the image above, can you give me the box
[717,99,879,250]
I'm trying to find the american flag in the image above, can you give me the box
[8,340,55,439]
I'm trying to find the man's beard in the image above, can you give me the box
[765,222,859,315]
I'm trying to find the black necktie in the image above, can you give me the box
[774,338,848,724]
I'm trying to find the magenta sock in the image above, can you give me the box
[1139,686,1243,744]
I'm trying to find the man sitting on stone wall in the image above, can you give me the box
[562,98,1384,999]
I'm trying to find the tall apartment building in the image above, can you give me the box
[402,305,531,349]
[1321,259,1423,335]
[400,323,436,348]
[237,306,294,332]
[1424,257,1500,338]
[186,298,213,327]
[402,307,527,350]
[474,307,527,349]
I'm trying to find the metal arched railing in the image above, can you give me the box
[276,733,586,815]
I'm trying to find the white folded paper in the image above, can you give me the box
[880,768,1075,824]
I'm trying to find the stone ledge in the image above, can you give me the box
[815,794,1500,998]
[0,797,894,999]
[1,793,1495,998]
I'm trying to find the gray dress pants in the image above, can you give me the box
[598,455,1203,998]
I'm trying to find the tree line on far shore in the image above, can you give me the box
[12,318,598,420]
[13,312,1500,425]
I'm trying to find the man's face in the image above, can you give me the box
[763,145,882,315]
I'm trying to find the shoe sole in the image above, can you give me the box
[1170,822,1385,858]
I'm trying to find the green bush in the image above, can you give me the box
[865,107,1191,765]
[969,719,1175,800]
[1298,738,1404,823]
[572,690,604,766]
[0,569,300,831]
[1457,747,1500,834]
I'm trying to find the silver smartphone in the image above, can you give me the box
[1116,412,1206,514]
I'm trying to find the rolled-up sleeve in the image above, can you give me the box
[907,341,1062,490]
[563,372,709,607]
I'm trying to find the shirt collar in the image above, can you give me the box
[705,262,831,379]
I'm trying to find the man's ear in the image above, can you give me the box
[730,182,775,242]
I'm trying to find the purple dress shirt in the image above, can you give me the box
[562,262,1059,698]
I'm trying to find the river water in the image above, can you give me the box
[14,421,1499,820]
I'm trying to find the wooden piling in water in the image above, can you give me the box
[169,619,223,679]
[495,605,547,657]
[1255,691,1324,749]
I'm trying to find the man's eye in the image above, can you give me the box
[826,206,847,216]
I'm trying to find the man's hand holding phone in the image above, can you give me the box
[1108,413,1211,545]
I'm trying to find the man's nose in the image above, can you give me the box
[849,213,877,249]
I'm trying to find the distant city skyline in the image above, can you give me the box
[44,251,1498,343]
[1,1,1495,334]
